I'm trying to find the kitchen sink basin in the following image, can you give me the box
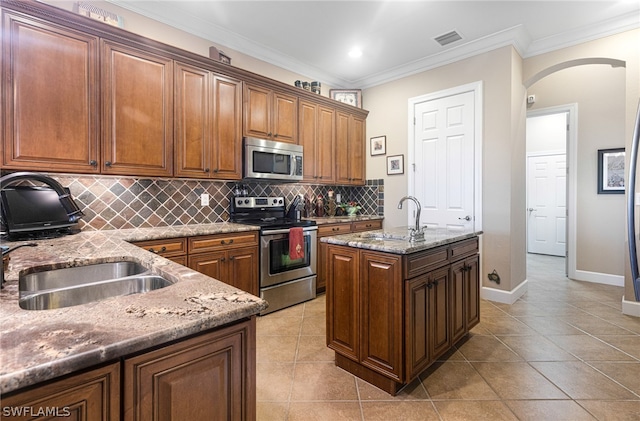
[18,261,173,310]
[20,261,150,292]
[19,275,173,310]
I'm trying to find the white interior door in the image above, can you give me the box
[413,91,475,229]
[527,154,567,256]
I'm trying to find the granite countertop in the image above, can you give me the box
[320,226,482,254]
[0,222,268,394]
[308,215,384,225]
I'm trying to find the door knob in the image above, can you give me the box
[458,215,471,221]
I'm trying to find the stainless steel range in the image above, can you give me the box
[230,196,317,315]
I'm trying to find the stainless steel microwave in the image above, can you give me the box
[243,137,303,181]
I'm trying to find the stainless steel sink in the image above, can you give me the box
[18,261,173,310]
[19,275,172,310]
[20,261,149,292]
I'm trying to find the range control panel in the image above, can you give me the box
[233,196,285,209]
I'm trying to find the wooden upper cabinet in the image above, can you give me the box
[244,83,297,143]
[335,111,365,185]
[299,100,335,183]
[101,40,173,177]
[175,62,242,179]
[1,11,100,172]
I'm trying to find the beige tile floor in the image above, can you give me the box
[256,254,640,420]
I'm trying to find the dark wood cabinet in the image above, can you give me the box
[1,10,100,173]
[243,83,297,143]
[175,62,242,179]
[188,232,259,296]
[317,219,383,293]
[101,40,173,177]
[299,100,335,183]
[335,111,365,185]
[1,363,120,421]
[124,318,255,421]
[327,236,480,395]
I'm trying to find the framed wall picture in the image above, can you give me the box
[387,155,404,175]
[597,148,625,194]
[370,136,386,156]
[329,89,362,108]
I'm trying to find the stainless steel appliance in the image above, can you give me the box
[230,196,317,314]
[243,137,304,181]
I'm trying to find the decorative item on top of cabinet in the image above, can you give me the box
[330,89,362,108]
[244,83,297,144]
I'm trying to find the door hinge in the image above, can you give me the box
[413,117,416,125]
[412,163,416,172]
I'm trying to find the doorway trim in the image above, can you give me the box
[407,81,483,232]
[527,104,577,279]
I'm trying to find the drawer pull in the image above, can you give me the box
[221,257,226,262]
[148,246,167,254]
[221,239,234,245]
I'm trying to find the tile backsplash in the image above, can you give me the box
[36,174,384,231]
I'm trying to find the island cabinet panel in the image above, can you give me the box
[131,237,188,266]
[243,83,297,143]
[124,318,256,421]
[326,236,480,395]
[101,40,173,177]
[2,11,100,173]
[360,251,403,381]
[174,62,242,179]
[326,245,360,360]
[1,362,120,421]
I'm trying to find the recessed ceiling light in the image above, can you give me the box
[348,48,362,58]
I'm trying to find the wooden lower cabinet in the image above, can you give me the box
[317,219,383,293]
[1,363,120,420]
[124,318,255,421]
[327,236,480,395]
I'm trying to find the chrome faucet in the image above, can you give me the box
[397,196,425,241]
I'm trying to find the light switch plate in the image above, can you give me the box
[200,193,210,206]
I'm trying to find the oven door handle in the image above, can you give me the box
[261,226,318,236]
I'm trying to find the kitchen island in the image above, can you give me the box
[322,227,481,395]
[0,223,267,420]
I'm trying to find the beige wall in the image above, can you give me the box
[524,29,639,300]
[364,46,527,294]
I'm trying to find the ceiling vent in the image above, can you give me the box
[435,30,462,46]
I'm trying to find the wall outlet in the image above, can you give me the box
[527,94,536,104]
[200,193,210,206]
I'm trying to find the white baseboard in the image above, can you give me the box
[622,296,640,317]
[481,280,528,305]
[573,270,624,287]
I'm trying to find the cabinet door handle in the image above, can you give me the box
[213,168,219,173]
[267,132,272,137]
[221,239,234,245]
[205,168,210,173]
[105,161,112,167]
[148,246,167,254]
[221,257,226,262]
[273,133,278,138]
[229,256,235,261]
[427,283,433,289]
[89,160,97,166]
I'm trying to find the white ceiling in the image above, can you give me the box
[108,1,640,89]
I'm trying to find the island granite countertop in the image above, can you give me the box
[0,222,268,395]
[320,226,482,254]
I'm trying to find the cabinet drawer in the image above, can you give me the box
[450,237,479,261]
[133,237,187,257]
[189,231,258,253]
[404,246,449,279]
[318,222,352,237]
[351,219,382,232]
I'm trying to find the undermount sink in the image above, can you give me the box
[19,261,173,310]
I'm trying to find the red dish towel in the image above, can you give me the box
[289,227,305,260]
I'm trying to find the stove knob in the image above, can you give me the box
[278,199,283,205]
[272,199,278,204]
[244,199,250,204]
[236,199,242,206]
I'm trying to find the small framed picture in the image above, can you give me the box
[387,155,404,175]
[329,89,362,108]
[370,136,386,156]
[597,148,625,194]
